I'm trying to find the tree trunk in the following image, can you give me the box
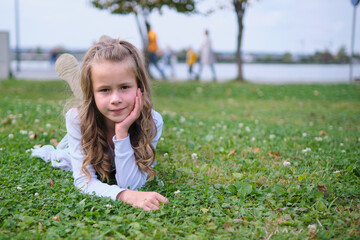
[233,0,246,81]
[134,10,151,76]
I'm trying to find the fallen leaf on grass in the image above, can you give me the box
[319,130,326,136]
[50,139,58,147]
[229,114,237,120]
[52,216,60,221]
[1,118,10,125]
[249,147,261,153]
[29,133,38,139]
[227,148,236,157]
[223,222,235,232]
[48,178,54,187]
[200,208,209,213]
[317,184,328,196]
[309,231,316,239]
[267,150,280,157]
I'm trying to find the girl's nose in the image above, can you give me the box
[110,91,122,104]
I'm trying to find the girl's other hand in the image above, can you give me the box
[115,88,143,139]
[117,190,168,211]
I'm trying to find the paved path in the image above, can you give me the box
[13,71,60,81]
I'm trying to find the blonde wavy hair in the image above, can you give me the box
[78,39,157,183]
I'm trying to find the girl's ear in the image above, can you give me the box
[55,54,83,100]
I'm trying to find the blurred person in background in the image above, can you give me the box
[146,22,166,80]
[196,29,216,81]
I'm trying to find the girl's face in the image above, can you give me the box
[91,60,138,128]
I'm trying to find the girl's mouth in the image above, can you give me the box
[111,108,125,114]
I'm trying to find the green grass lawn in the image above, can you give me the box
[1,79,360,239]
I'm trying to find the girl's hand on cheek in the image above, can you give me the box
[117,190,168,211]
[115,88,143,139]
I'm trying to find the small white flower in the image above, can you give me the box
[163,153,169,158]
[358,137,360,142]
[302,133,307,137]
[0,148,3,151]
[333,170,341,174]
[34,192,39,196]
[302,148,311,153]
[199,121,204,126]
[191,153,198,160]
[340,143,344,146]
[180,116,186,123]
[172,127,177,131]
[8,134,14,139]
[222,125,227,130]
[43,132,48,136]
[46,123,51,128]
[11,119,17,124]
[283,161,291,168]
[341,150,346,153]
[269,134,275,140]
[34,119,40,123]
[309,122,314,127]
[238,123,244,128]
[219,136,224,141]
[46,109,51,114]
[254,120,259,124]
[245,126,251,132]
[157,180,164,187]
[251,137,256,141]
[329,125,333,130]
[174,190,181,195]
[106,204,112,208]
[19,130,27,135]
[308,224,317,231]
[16,186,22,191]
[315,137,323,141]
[179,128,184,132]
[25,149,31,153]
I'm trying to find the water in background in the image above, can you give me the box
[11,61,360,84]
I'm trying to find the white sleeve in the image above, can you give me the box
[66,108,125,201]
[113,110,163,190]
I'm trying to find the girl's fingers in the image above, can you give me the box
[156,194,169,204]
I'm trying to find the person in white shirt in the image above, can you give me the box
[32,38,168,211]
[196,29,217,81]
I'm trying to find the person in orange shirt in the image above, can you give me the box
[146,22,166,80]
[186,47,198,80]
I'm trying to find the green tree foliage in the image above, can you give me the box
[282,52,293,63]
[90,0,196,47]
[91,0,196,14]
[336,45,349,63]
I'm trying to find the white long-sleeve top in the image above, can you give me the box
[66,108,163,201]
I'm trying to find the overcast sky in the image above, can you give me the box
[0,0,359,54]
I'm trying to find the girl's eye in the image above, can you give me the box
[121,86,129,90]
[100,89,110,92]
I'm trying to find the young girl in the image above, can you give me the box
[32,38,168,211]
